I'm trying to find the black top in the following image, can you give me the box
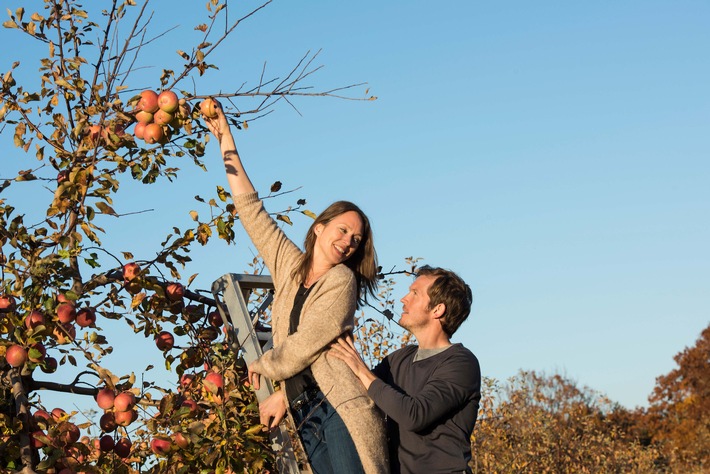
[369,344,481,474]
[284,284,318,402]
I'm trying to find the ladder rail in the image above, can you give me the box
[211,273,308,473]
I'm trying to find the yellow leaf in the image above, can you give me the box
[302,210,317,220]
[276,214,292,225]
[131,292,146,309]
[244,424,263,436]
[189,210,199,221]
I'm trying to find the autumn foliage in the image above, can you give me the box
[471,324,710,473]
[0,1,373,472]
[1,1,707,473]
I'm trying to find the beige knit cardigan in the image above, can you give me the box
[234,192,389,474]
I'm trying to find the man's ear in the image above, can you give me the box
[432,303,446,319]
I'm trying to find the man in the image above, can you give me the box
[330,266,481,474]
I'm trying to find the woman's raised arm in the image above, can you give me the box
[203,99,255,197]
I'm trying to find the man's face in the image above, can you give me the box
[399,274,437,331]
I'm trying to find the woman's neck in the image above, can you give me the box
[305,262,331,288]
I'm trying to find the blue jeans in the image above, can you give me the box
[291,390,364,474]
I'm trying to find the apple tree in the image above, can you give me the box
[0,1,382,473]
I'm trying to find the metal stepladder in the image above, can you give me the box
[211,273,311,474]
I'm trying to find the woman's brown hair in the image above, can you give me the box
[292,201,378,307]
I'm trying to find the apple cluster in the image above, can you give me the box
[29,408,84,469]
[133,89,191,145]
[2,293,98,373]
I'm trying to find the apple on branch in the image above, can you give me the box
[75,307,96,328]
[5,344,28,367]
[138,90,160,113]
[25,310,46,330]
[114,391,136,412]
[199,98,219,119]
[114,437,132,458]
[95,387,115,410]
[155,331,175,351]
[143,123,165,145]
[158,90,179,113]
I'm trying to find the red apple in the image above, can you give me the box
[203,372,224,394]
[135,109,154,124]
[99,434,114,452]
[0,294,16,312]
[51,407,67,421]
[5,344,27,367]
[28,342,46,363]
[153,109,174,126]
[143,123,164,144]
[179,373,194,389]
[150,437,172,456]
[138,90,159,114]
[113,391,136,412]
[173,432,189,449]
[166,283,184,301]
[75,307,96,328]
[25,310,46,329]
[88,124,102,144]
[99,412,117,432]
[180,398,198,414]
[158,90,179,113]
[95,387,115,410]
[134,121,147,140]
[58,421,80,445]
[114,437,132,458]
[31,430,47,448]
[56,303,76,324]
[33,409,52,428]
[199,98,219,119]
[155,331,175,351]
[41,356,58,374]
[57,170,69,184]
[207,310,224,328]
[57,293,71,304]
[114,408,137,427]
[123,262,140,281]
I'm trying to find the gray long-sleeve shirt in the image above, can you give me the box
[369,344,481,474]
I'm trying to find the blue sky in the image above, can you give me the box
[2,1,709,413]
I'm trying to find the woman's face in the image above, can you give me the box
[313,211,364,267]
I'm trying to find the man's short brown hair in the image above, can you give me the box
[417,266,472,337]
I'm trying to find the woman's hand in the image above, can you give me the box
[202,98,231,143]
[247,365,262,390]
[200,97,255,196]
[259,390,288,430]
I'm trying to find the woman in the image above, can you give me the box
[204,102,388,474]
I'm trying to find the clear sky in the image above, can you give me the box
[2,0,709,412]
